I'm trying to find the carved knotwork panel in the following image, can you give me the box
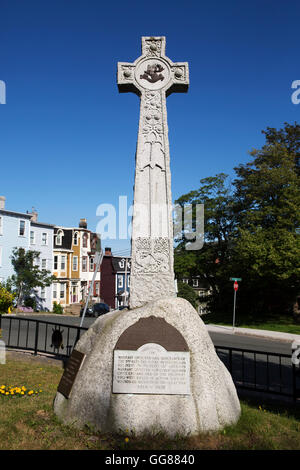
[132,237,171,274]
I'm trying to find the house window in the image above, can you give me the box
[60,283,65,299]
[82,233,88,248]
[41,259,47,270]
[0,216,3,235]
[192,279,199,287]
[94,281,100,296]
[53,283,57,299]
[19,220,25,236]
[90,257,94,272]
[119,259,125,269]
[56,230,63,245]
[72,256,78,271]
[30,231,35,244]
[42,232,48,245]
[183,278,189,284]
[61,255,66,271]
[82,256,87,272]
[73,232,78,246]
[118,275,123,289]
[41,287,46,299]
[54,255,58,270]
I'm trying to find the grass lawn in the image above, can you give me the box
[204,313,300,335]
[0,352,300,450]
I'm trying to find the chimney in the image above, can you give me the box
[27,207,38,222]
[30,211,38,222]
[79,218,87,229]
[0,196,5,210]
[105,247,112,256]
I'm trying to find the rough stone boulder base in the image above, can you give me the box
[54,297,241,436]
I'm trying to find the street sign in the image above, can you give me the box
[230,277,242,281]
[233,281,238,291]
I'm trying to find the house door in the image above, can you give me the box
[72,285,78,303]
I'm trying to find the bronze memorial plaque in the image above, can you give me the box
[113,317,190,395]
[57,349,85,399]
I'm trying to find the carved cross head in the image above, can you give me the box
[117,36,189,97]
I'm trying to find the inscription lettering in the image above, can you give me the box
[113,344,190,395]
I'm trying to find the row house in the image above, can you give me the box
[100,247,130,310]
[0,195,101,312]
[53,219,101,308]
[0,197,54,311]
[181,276,211,315]
[29,212,54,311]
[0,197,32,282]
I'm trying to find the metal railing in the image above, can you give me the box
[0,316,88,358]
[215,345,300,402]
[0,316,299,402]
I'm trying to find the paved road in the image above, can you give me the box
[208,329,292,355]
[1,314,294,354]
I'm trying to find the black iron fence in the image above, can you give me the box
[0,316,299,402]
[215,345,300,403]
[0,316,88,358]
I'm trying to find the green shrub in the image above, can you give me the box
[177,281,199,310]
[0,285,15,314]
[52,301,64,315]
[24,296,37,311]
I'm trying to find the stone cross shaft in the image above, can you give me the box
[117,36,189,308]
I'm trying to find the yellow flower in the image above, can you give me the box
[124,437,129,443]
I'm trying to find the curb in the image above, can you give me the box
[206,324,300,344]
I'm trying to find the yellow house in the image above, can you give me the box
[52,220,101,309]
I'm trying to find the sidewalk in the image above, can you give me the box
[206,324,300,344]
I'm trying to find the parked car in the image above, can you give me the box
[80,303,110,318]
[118,305,129,310]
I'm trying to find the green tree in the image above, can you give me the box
[177,281,199,310]
[174,173,236,312]
[174,122,300,320]
[233,128,300,318]
[9,247,55,306]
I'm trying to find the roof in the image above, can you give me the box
[111,256,131,273]
[31,221,55,229]
[0,209,32,219]
[54,227,73,250]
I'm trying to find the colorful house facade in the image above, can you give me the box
[29,215,54,311]
[0,197,54,310]
[100,247,130,310]
[53,220,101,308]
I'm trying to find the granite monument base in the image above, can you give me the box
[54,297,241,436]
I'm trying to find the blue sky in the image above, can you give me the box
[0,0,299,254]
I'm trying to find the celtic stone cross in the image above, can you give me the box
[117,36,189,308]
